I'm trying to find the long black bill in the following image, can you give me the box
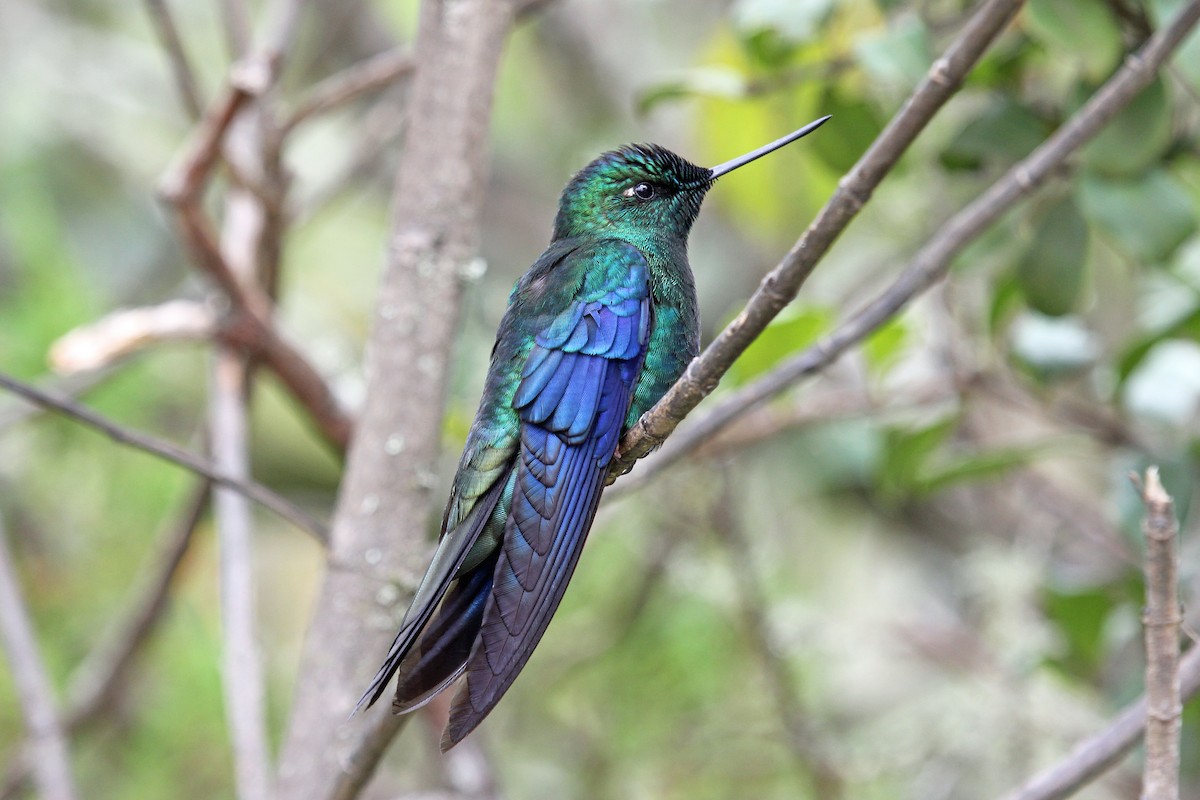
[708,115,832,179]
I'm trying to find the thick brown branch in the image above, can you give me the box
[277,1,521,796]
[159,83,354,453]
[0,371,327,542]
[608,0,1028,478]
[617,0,1200,485]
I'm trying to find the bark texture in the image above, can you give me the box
[276,2,519,796]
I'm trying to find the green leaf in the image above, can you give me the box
[878,417,957,500]
[1080,77,1173,178]
[1016,196,1090,316]
[863,316,908,374]
[1043,587,1117,676]
[1077,170,1198,265]
[915,445,1043,495]
[809,85,884,173]
[1025,0,1123,82]
[694,33,834,242]
[740,28,799,70]
[1116,304,1200,382]
[941,96,1049,171]
[988,273,1024,333]
[733,0,835,44]
[635,67,747,115]
[854,14,933,96]
[726,305,834,385]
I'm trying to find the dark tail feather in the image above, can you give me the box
[392,555,496,713]
[354,476,510,716]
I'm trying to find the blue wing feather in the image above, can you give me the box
[359,237,652,748]
[441,243,651,749]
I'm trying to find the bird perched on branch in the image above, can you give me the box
[359,116,831,750]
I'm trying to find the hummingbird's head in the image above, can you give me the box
[551,144,713,242]
[549,116,831,245]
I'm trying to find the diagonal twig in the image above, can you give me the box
[281,47,415,134]
[143,0,205,120]
[711,469,844,798]
[65,481,211,730]
[618,0,1200,488]
[0,370,116,434]
[608,0,1028,479]
[0,517,79,800]
[0,482,210,798]
[0,371,327,542]
[999,645,1200,800]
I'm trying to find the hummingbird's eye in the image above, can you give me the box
[627,182,656,200]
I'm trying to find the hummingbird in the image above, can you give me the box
[359,115,831,750]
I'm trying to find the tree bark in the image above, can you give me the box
[276,1,519,797]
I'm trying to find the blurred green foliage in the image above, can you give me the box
[1,0,1200,798]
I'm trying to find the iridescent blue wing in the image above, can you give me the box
[442,242,650,748]
[356,240,585,715]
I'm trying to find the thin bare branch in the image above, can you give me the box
[211,99,279,798]
[0,370,115,434]
[1134,467,1182,800]
[211,354,275,800]
[49,300,215,375]
[0,517,79,800]
[0,371,328,543]
[64,481,210,729]
[711,470,844,797]
[159,83,354,452]
[293,97,406,220]
[606,381,955,500]
[618,0,1200,484]
[282,47,415,134]
[999,645,1200,800]
[1,482,210,797]
[143,0,206,119]
[608,0,1028,479]
[259,0,308,68]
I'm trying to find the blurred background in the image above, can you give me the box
[1,0,1199,797]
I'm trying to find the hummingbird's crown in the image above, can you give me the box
[586,143,712,190]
